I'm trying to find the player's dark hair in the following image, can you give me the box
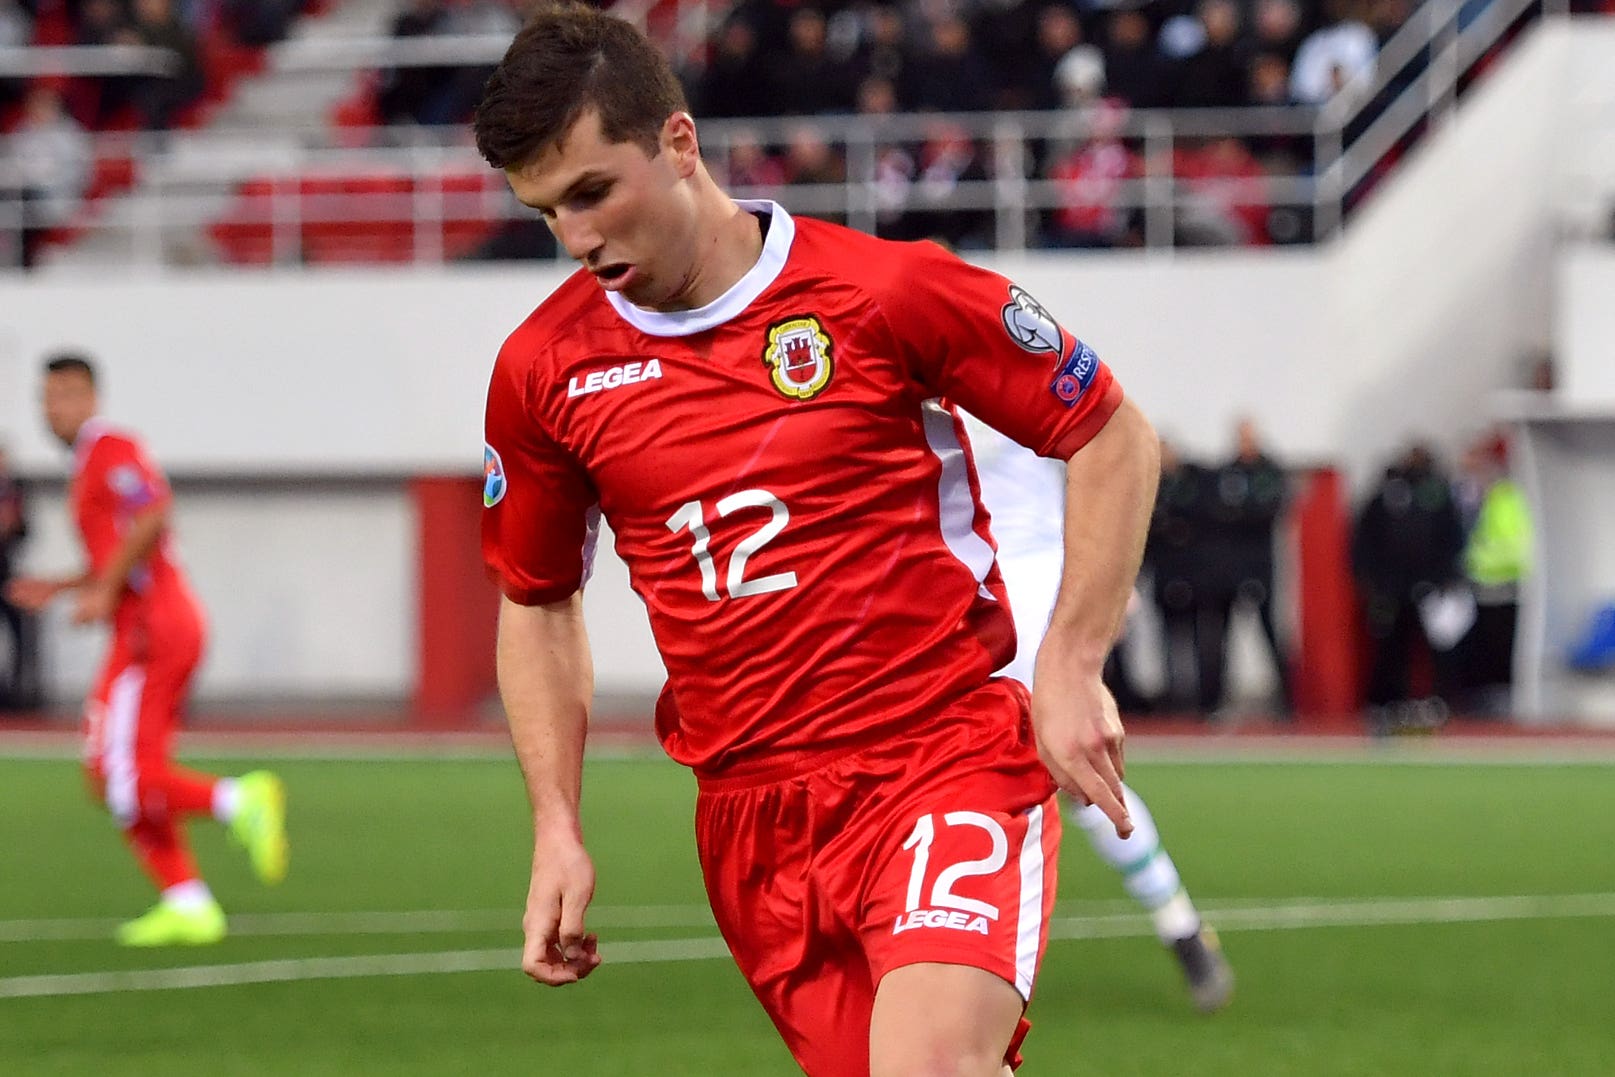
[44,353,97,385]
[473,2,688,170]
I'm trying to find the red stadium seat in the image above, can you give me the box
[436,170,501,260]
[208,176,278,265]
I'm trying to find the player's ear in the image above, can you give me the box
[663,112,700,178]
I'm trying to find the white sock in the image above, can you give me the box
[1151,889,1201,944]
[1071,784,1192,923]
[212,778,242,823]
[162,879,215,911]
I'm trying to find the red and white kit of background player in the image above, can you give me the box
[8,355,288,947]
[477,8,1158,1076]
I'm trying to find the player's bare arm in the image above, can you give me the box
[496,592,602,986]
[72,503,168,625]
[1033,396,1160,838]
[6,570,92,612]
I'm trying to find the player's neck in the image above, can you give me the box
[658,184,765,312]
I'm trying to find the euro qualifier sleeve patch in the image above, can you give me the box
[483,442,507,507]
[1000,285,1064,355]
[1051,340,1100,406]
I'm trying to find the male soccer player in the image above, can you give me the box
[476,7,1158,1074]
[964,415,1234,1012]
[7,354,288,946]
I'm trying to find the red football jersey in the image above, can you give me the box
[71,418,195,626]
[483,203,1122,776]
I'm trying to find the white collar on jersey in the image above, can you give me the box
[603,199,795,338]
[73,415,110,467]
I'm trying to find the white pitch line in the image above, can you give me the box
[0,900,1152,945]
[0,904,721,944]
[5,893,1615,1000]
[1047,892,1615,940]
[0,936,735,1000]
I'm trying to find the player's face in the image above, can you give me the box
[505,108,705,310]
[42,370,97,447]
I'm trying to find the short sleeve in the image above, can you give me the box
[881,242,1123,460]
[481,343,600,606]
[97,436,170,513]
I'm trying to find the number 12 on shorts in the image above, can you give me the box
[894,811,1007,936]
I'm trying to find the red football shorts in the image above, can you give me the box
[82,596,206,825]
[694,680,1061,1077]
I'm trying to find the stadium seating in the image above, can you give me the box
[208,167,502,265]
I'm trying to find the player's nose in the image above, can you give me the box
[552,212,604,264]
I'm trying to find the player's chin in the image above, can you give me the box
[619,276,665,307]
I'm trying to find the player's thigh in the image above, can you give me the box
[754,946,877,1077]
[131,640,202,762]
[697,781,875,1077]
[84,650,148,822]
[870,961,1023,1077]
[853,786,1061,1073]
[864,793,1060,1000]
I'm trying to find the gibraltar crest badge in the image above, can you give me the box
[762,315,834,401]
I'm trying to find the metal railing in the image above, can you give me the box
[0,44,181,78]
[0,0,1583,270]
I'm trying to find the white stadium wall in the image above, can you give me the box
[1,20,1610,707]
[0,257,1331,477]
[18,486,416,703]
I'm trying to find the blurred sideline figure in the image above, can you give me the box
[964,414,1234,1012]
[1351,442,1466,732]
[1452,431,1531,714]
[0,442,38,709]
[1146,439,1207,711]
[5,355,288,946]
[1196,417,1290,716]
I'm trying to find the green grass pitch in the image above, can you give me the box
[3,750,1614,1075]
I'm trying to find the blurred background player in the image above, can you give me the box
[963,413,1234,1012]
[6,354,288,946]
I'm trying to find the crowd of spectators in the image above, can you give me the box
[0,0,313,131]
[694,0,1400,121]
[345,0,1429,249]
[1,0,1603,264]
[1,0,315,264]
[375,0,542,127]
[685,0,1422,248]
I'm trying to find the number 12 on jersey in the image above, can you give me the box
[665,489,799,601]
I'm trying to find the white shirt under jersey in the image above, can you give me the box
[963,412,1067,557]
[963,412,1067,685]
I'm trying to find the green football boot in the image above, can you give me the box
[230,770,289,885]
[116,899,227,947]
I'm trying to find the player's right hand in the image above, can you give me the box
[5,577,62,612]
[521,834,602,986]
[1031,670,1133,841]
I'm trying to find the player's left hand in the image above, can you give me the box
[71,579,118,625]
[521,833,602,986]
[1030,669,1132,840]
